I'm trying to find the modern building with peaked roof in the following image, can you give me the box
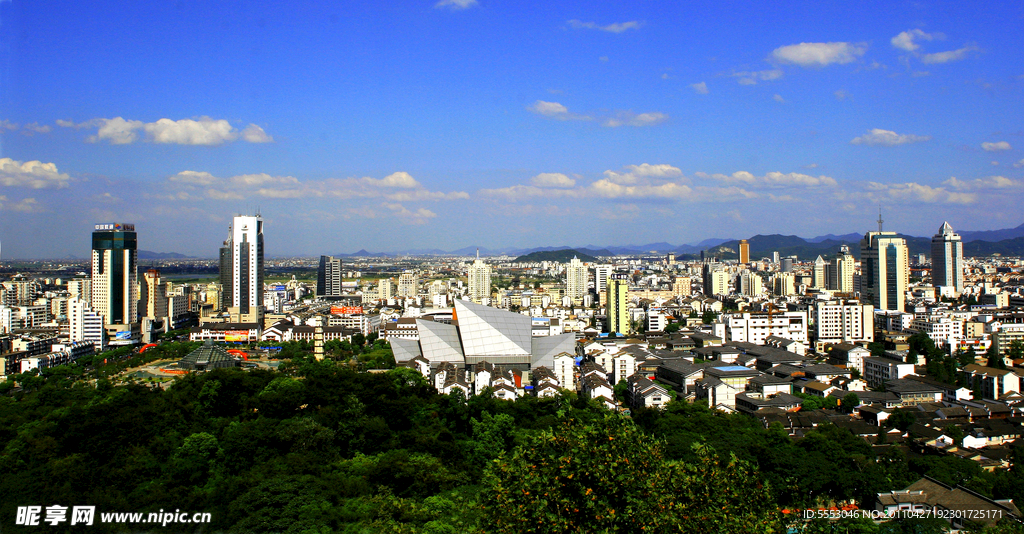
[392,299,575,371]
[178,341,240,371]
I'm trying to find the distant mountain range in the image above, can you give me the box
[512,249,600,263]
[138,250,193,260]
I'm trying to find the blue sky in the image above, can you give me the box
[1,0,1022,258]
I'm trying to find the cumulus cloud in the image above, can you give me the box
[0,158,71,188]
[168,170,466,203]
[603,111,668,127]
[942,175,1018,189]
[435,0,478,9]
[22,122,52,135]
[850,129,931,146]
[567,19,642,33]
[169,170,218,185]
[690,82,709,94]
[72,116,273,145]
[530,173,576,188]
[1014,159,1024,168]
[982,141,1012,152]
[866,181,975,204]
[527,100,591,121]
[695,170,837,188]
[603,164,683,185]
[8,198,42,212]
[0,120,18,130]
[770,42,866,67]
[891,29,937,52]
[733,69,784,85]
[921,45,977,64]
[773,94,785,103]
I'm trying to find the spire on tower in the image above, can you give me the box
[877,205,884,233]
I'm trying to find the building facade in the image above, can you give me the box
[467,256,492,304]
[606,279,630,335]
[231,214,264,315]
[931,222,964,295]
[860,231,909,312]
[91,222,138,326]
[316,255,343,297]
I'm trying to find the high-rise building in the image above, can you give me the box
[69,297,105,351]
[860,231,909,312]
[566,256,588,300]
[771,272,796,296]
[594,265,613,293]
[317,255,343,297]
[140,269,168,320]
[781,257,794,273]
[606,278,630,335]
[398,271,419,298]
[467,253,492,304]
[672,276,691,297]
[931,222,964,294]
[812,255,827,289]
[218,230,233,309]
[827,245,856,294]
[666,252,676,266]
[91,222,137,325]
[738,239,750,264]
[702,263,729,296]
[738,270,763,296]
[230,214,264,316]
[814,300,874,345]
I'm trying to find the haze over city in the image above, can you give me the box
[1,1,1022,258]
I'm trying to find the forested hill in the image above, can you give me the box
[2,351,1024,532]
[512,249,599,263]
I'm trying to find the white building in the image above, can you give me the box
[230,215,264,316]
[863,356,915,387]
[931,222,964,295]
[553,352,575,392]
[594,265,613,293]
[713,311,809,345]
[827,246,856,294]
[467,254,492,305]
[814,300,874,346]
[566,257,588,301]
[69,297,106,352]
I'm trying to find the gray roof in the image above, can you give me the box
[178,342,239,370]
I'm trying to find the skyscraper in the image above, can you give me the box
[398,271,419,298]
[69,296,106,351]
[594,265,613,293]
[231,214,264,316]
[812,255,827,289]
[565,256,587,301]
[827,245,856,294]
[91,222,137,325]
[467,252,492,304]
[931,222,964,294]
[860,231,909,311]
[316,255,343,297]
[606,278,630,335]
[738,239,750,264]
[218,230,233,308]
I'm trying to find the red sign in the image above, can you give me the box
[331,306,363,315]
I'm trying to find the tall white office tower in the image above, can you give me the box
[566,256,588,300]
[827,245,856,294]
[931,222,964,295]
[860,231,909,311]
[91,223,138,326]
[231,214,264,316]
[317,255,343,297]
[70,297,106,351]
[594,265,613,293]
[467,250,492,304]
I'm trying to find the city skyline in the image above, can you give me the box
[1,1,1023,258]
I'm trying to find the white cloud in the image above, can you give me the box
[206,189,244,201]
[850,128,931,146]
[733,69,784,85]
[770,42,866,67]
[834,90,849,100]
[866,181,975,204]
[603,111,668,127]
[690,82,708,94]
[567,19,642,33]
[381,203,437,225]
[921,45,977,64]
[695,170,837,188]
[981,141,1011,152]
[22,122,52,134]
[8,198,42,213]
[530,173,576,188]
[603,164,682,184]
[527,100,591,121]
[590,179,693,199]
[241,124,274,143]
[230,173,301,187]
[169,170,218,186]
[803,163,818,169]
[0,158,71,188]
[1014,159,1024,168]
[87,117,144,144]
[773,94,785,103]
[360,171,420,188]
[599,56,609,62]
[434,0,478,9]
[891,29,937,52]
[75,116,273,145]
[942,175,1018,189]
[0,120,18,130]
